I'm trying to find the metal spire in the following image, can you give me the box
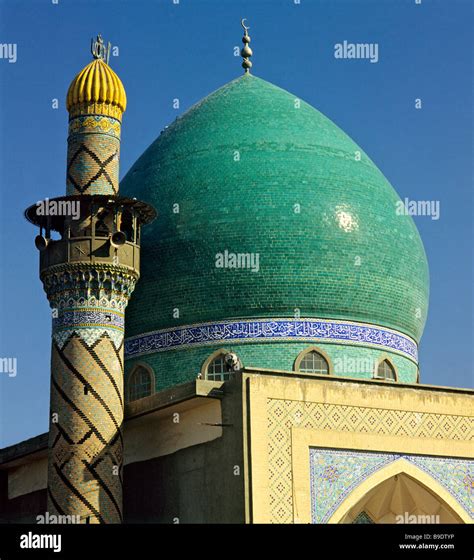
[240,19,253,73]
[91,33,111,64]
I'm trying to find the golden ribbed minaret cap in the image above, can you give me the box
[66,34,127,119]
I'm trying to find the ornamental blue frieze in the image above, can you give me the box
[125,318,418,361]
[51,305,125,350]
[53,309,124,330]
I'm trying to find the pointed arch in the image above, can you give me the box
[374,355,398,382]
[328,458,471,524]
[294,346,332,375]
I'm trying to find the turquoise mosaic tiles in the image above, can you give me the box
[125,340,419,391]
[309,448,473,523]
[121,73,429,388]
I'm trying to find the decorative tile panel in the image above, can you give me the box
[309,449,473,523]
[267,399,473,523]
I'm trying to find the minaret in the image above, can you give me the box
[25,35,155,523]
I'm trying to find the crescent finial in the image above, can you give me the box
[241,18,250,34]
[240,18,253,73]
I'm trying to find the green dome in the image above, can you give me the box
[121,74,429,348]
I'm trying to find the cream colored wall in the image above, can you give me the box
[243,373,473,524]
[124,398,222,466]
[8,457,48,500]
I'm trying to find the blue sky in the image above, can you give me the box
[0,0,472,447]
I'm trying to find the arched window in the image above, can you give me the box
[295,348,330,375]
[128,365,153,402]
[203,351,233,382]
[375,359,396,381]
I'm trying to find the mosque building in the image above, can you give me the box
[0,24,472,524]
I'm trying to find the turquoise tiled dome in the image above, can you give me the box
[121,73,429,386]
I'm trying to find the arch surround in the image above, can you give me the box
[294,346,333,375]
[374,355,398,381]
[328,459,470,524]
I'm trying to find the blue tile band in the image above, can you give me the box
[125,318,418,361]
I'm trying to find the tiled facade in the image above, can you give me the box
[125,340,419,392]
[266,397,473,523]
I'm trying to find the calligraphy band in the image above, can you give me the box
[124,318,418,362]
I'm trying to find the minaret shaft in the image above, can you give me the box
[25,35,154,524]
[66,114,121,196]
[45,265,135,523]
[48,325,125,523]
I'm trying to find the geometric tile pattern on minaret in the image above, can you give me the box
[49,333,124,522]
[66,115,121,195]
[44,265,137,523]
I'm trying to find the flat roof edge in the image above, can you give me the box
[0,433,48,467]
[242,367,474,394]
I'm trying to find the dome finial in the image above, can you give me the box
[67,35,127,118]
[240,19,253,73]
[91,33,111,65]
